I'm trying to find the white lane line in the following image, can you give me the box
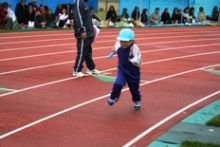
[0,28,218,39]
[0,49,219,76]
[1,32,219,52]
[1,32,220,46]
[0,63,219,140]
[0,30,218,40]
[122,90,220,147]
[1,39,220,62]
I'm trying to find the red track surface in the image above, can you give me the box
[0,27,220,147]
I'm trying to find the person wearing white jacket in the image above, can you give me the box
[107,28,142,110]
[7,6,16,22]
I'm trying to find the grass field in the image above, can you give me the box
[206,114,220,127]
[180,114,220,147]
[180,141,220,147]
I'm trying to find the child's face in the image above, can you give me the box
[120,40,132,49]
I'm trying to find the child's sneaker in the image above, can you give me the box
[134,101,141,110]
[73,72,85,78]
[87,69,101,75]
[107,98,118,106]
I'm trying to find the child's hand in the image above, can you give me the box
[129,46,133,56]
[112,48,116,53]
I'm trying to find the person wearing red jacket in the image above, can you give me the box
[0,2,12,29]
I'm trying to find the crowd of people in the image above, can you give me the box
[105,5,219,27]
[0,0,219,30]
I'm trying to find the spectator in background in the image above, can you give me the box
[161,8,171,24]
[183,7,190,23]
[15,0,27,24]
[212,6,219,21]
[189,7,196,20]
[121,8,129,20]
[90,7,101,22]
[198,7,206,22]
[0,2,13,29]
[34,10,46,28]
[172,7,179,23]
[140,9,148,24]
[55,4,62,17]
[26,3,35,24]
[131,6,140,21]
[149,7,161,24]
[39,5,46,17]
[31,0,38,10]
[46,9,57,28]
[90,7,101,26]
[106,5,117,23]
[57,9,70,28]
[177,9,183,23]
[7,5,16,22]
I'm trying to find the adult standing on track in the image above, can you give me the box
[72,0,101,77]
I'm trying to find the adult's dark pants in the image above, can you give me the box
[74,36,96,73]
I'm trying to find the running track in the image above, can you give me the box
[0,27,220,147]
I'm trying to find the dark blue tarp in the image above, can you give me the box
[119,0,219,18]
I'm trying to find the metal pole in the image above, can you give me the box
[105,0,108,19]
[148,0,150,17]
[139,0,142,20]
[67,0,69,15]
[218,8,220,26]
[181,0,184,24]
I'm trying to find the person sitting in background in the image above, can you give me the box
[90,7,100,22]
[161,8,171,24]
[39,5,46,17]
[34,10,46,28]
[189,7,196,20]
[0,2,13,29]
[172,7,179,23]
[26,3,35,24]
[131,6,140,21]
[57,8,70,28]
[212,6,219,21]
[140,9,148,24]
[183,7,190,23]
[121,8,129,20]
[55,4,62,20]
[45,9,57,28]
[106,5,117,23]
[177,9,183,23]
[198,7,206,22]
[149,7,161,24]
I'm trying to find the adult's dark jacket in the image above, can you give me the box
[15,2,27,24]
[72,0,94,39]
[26,9,35,22]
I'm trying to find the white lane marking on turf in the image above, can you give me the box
[0,63,219,139]
[122,90,220,147]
